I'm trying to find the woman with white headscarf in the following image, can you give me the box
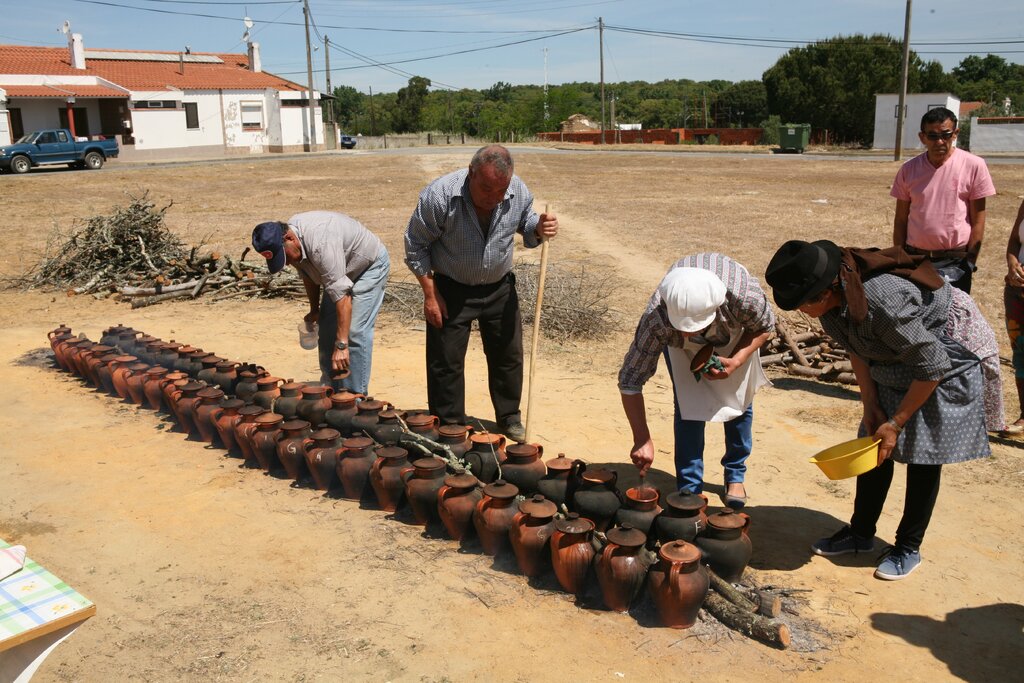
[618,253,776,508]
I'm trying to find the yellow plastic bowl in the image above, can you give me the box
[809,437,881,480]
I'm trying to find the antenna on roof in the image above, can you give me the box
[58,20,71,35]
[185,45,191,55]
[242,16,254,43]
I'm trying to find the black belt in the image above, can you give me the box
[904,245,969,260]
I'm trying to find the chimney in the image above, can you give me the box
[247,42,262,73]
[68,32,86,70]
[178,52,185,75]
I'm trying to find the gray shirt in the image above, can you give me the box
[404,168,541,285]
[288,211,383,303]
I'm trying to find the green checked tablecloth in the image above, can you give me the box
[0,539,95,652]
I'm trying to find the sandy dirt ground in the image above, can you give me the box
[1,149,1023,682]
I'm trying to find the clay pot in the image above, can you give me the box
[115,329,140,354]
[109,355,139,400]
[48,326,73,364]
[369,446,412,512]
[336,436,377,502]
[234,405,268,465]
[550,512,597,596]
[157,342,182,371]
[214,399,246,454]
[234,364,268,402]
[73,341,101,379]
[172,381,205,436]
[213,360,239,394]
[159,372,190,414]
[351,399,386,437]
[537,453,574,506]
[136,337,162,365]
[436,424,473,460]
[371,409,406,446]
[653,492,709,545]
[304,427,342,491]
[142,367,170,411]
[502,443,546,496]
[250,413,285,471]
[615,487,663,538]
[95,352,123,395]
[123,362,150,405]
[402,457,448,525]
[694,510,752,583]
[53,334,81,373]
[192,387,226,445]
[273,382,304,420]
[82,344,114,385]
[62,338,90,376]
[570,466,621,532]
[509,495,558,577]
[647,540,709,629]
[295,384,334,427]
[276,419,313,480]
[99,324,128,348]
[197,356,223,386]
[324,391,362,436]
[437,472,483,541]
[405,413,440,442]
[252,376,284,411]
[596,524,651,612]
[184,350,213,378]
[171,345,198,374]
[465,433,507,484]
[473,480,520,556]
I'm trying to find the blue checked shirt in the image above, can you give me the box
[404,168,541,285]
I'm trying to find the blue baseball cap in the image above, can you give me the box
[252,221,287,273]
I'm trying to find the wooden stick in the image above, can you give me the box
[524,204,551,443]
[760,345,822,366]
[707,568,757,612]
[756,590,782,618]
[776,321,811,367]
[785,364,824,378]
[703,591,791,650]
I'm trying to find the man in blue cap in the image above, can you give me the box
[252,211,390,395]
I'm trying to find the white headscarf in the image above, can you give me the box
[659,267,726,333]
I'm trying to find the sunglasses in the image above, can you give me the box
[924,131,955,141]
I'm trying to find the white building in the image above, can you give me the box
[0,33,323,154]
[969,116,1024,153]
[872,93,960,150]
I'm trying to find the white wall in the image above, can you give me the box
[970,117,1024,153]
[4,98,101,135]
[873,93,960,150]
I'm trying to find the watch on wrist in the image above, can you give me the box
[886,418,903,434]
[335,340,348,351]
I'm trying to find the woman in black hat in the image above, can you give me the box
[765,240,1002,581]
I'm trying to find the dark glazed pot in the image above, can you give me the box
[184,350,213,379]
[501,443,546,496]
[274,382,305,420]
[234,365,268,403]
[402,457,447,525]
[197,356,223,386]
[276,419,313,481]
[99,324,127,348]
[570,466,621,532]
[214,399,246,454]
[371,409,406,446]
[653,492,709,545]
[213,360,239,394]
[250,413,285,471]
[404,413,440,442]
[351,399,386,438]
[596,524,651,612]
[192,387,226,445]
[336,436,377,502]
[648,540,709,629]
[509,495,558,577]
[694,510,752,583]
[171,346,197,374]
[234,405,268,465]
[324,392,361,436]
[369,446,411,512]
[304,427,342,491]
[252,376,284,411]
[472,480,520,556]
[615,487,663,539]
[550,512,596,596]
[157,342,182,371]
[464,433,507,484]
[437,473,482,541]
[437,424,473,460]
[296,384,333,427]
[537,453,574,507]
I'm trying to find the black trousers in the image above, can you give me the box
[426,273,523,428]
[849,459,942,551]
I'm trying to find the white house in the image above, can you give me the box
[872,93,960,150]
[0,33,323,154]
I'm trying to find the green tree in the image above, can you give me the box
[719,80,767,127]
[950,54,1024,109]
[394,76,431,133]
[330,85,365,131]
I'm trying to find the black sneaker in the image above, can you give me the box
[811,525,874,557]
[503,422,526,443]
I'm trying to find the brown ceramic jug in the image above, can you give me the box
[196,356,223,386]
[550,512,597,596]
[436,424,473,460]
[252,376,284,411]
[465,433,507,484]
[472,480,520,556]
[274,381,305,420]
[405,413,440,442]
[234,364,269,403]
[171,345,198,374]
[596,524,651,612]
[250,413,285,471]
[124,362,151,405]
[304,427,342,491]
[234,405,268,465]
[65,340,93,378]
[83,344,115,386]
[502,443,546,496]
[653,492,709,545]
[192,387,225,445]
[48,325,73,363]
[94,352,122,395]
[509,494,558,577]
[401,457,448,525]
[184,350,213,378]
[570,465,622,532]
[537,453,574,506]
[214,398,246,454]
[350,399,386,437]
[324,391,362,436]
[99,324,127,348]
[296,384,333,427]
[615,486,663,539]
[647,540,709,629]
[159,372,190,414]
[213,360,239,394]
[276,419,313,480]
[336,436,377,502]
[369,446,411,512]
[371,409,406,446]
[109,355,139,400]
[142,367,170,411]
[156,342,183,371]
[171,381,205,436]
[437,472,482,541]
[694,509,752,583]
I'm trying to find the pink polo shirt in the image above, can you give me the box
[891,148,996,251]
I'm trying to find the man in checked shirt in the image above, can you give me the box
[404,145,558,443]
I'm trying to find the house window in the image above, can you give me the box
[132,100,180,109]
[184,102,199,129]
[281,99,310,108]
[240,102,263,131]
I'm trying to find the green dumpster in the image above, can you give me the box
[778,123,811,153]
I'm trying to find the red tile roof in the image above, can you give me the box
[960,101,986,118]
[2,84,127,98]
[0,44,306,92]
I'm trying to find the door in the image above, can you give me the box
[58,107,90,139]
[8,108,24,140]
[34,130,75,163]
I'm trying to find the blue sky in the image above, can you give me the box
[4,0,1023,94]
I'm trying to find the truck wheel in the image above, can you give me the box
[83,152,104,170]
[10,155,31,174]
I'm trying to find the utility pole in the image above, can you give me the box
[702,90,708,128]
[543,47,550,125]
[324,34,335,148]
[894,0,912,161]
[302,0,317,150]
[368,86,376,136]
[598,17,606,144]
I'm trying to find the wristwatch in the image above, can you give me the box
[335,340,348,351]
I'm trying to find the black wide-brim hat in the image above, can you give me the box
[765,239,842,310]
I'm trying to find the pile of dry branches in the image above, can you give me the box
[760,313,855,385]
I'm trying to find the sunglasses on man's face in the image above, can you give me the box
[924,131,955,141]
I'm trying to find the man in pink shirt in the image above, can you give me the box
[892,107,996,293]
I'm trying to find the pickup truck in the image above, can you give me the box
[0,128,119,174]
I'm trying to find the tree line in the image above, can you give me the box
[325,35,1024,146]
